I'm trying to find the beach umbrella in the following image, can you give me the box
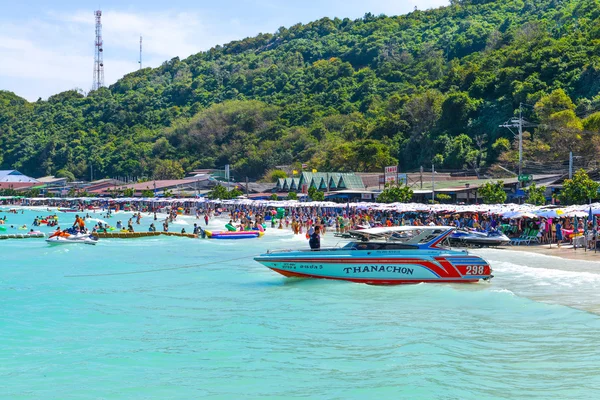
[565,211,588,218]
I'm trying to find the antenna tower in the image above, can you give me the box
[92,10,104,90]
[139,36,143,69]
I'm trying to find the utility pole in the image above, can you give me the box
[420,166,423,189]
[518,102,523,178]
[431,164,435,203]
[569,151,573,179]
[499,102,528,186]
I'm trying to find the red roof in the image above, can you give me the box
[90,180,191,194]
[0,182,36,189]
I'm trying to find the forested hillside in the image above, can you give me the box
[2,0,600,180]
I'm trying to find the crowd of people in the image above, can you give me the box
[2,198,599,249]
[202,204,599,249]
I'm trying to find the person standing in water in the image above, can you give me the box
[309,225,321,250]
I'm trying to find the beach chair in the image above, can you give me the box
[510,229,530,245]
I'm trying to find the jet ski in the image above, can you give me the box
[46,228,98,245]
[449,229,510,247]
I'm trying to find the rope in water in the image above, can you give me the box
[64,255,255,278]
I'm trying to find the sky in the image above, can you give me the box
[0,0,449,101]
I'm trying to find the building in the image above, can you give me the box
[0,170,38,190]
[276,172,365,193]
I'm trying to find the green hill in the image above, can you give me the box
[2,0,600,181]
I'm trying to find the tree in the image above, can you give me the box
[153,160,184,180]
[478,181,506,204]
[123,188,135,197]
[308,187,325,201]
[141,189,154,198]
[207,184,243,200]
[207,184,229,200]
[439,92,480,135]
[524,182,546,205]
[559,169,600,205]
[269,193,279,200]
[534,89,575,120]
[2,1,600,183]
[436,193,451,203]
[377,182,413,203]
[25,188,40,197]
[287,192,298,200]
[263,169,287,182]
[56,169,76,182]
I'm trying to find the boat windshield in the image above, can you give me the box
[351,228,450,245]
[343,242,418,250]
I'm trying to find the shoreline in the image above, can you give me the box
[496,244,600,262]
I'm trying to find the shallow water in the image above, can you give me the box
[2,208,600,399]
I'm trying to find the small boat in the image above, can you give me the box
[204,230,264,240]
[254,226,493,285]
[46,232,98,245]
[449,229,510,247]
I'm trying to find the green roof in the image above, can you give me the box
[338,173,365,190]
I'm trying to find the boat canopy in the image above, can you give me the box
[347,226,455,249]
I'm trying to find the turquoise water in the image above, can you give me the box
[2,208,600,399]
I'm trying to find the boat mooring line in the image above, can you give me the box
[63,255,255,278]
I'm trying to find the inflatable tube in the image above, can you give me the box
[0,226,6,231]
[204,230,264,240]
[225,224,237,232]
[257,225,264,232]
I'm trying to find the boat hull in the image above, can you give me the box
[46,235,98,245]
[449,238,509,247]
[254,251,491,285]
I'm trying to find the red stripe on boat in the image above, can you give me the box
[269,268,480,285]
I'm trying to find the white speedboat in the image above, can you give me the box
[254,226,492,285]
[46,232,98,245]
[449,229,510,247]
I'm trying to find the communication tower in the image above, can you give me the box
[92,10,104,90]
[139,36,143,69]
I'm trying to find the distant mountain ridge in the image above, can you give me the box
[1,0,600,181]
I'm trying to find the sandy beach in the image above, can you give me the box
[500,243,600,262]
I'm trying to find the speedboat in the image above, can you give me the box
[254,226,492,285]
[449,229,510,247]
[46,232,98,245]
